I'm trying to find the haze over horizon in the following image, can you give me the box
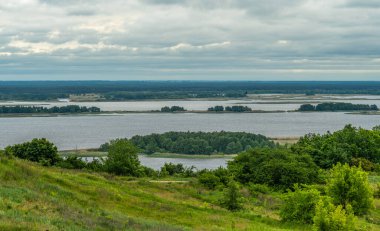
[1,0,380,81]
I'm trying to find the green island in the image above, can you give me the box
[1,125,380,230]
[298,102,379,112]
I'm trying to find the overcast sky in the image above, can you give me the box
[1,0,380,80]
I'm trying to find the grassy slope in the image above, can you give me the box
[0,158,379,230]
[0,158,312,231]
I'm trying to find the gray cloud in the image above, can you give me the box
[0,0,379,80]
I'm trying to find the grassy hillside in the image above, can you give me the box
[0,157,314,231]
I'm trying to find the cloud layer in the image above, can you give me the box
[0,0,379,80]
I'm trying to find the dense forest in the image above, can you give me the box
[99,131,275,154]
[1,125,380,230]
[2,81,380,101]
[0,105,101,114]
[298,102,379,111]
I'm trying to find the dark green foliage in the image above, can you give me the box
[220,180,243,211]
[0,105,101,114]
[225,106,252,112]
[160,106,186,112]
[298,102,378,112]
[5,138,60,166]
[228,148,319,190]
[350,158,375,171]
[208,106,224,112]
[198,167,230,189]
[85,159,105,172]
[101,131,275,155]
[159,163,195,177]
[56,156,87,169]
[313,197,357,231]
[327,163,373,215]
[280,185,321,224]
[298,104,316,111]
[104,140,142,176]
[292,125,380,168]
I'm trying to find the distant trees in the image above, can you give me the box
[5,138,60,166]
[228,148,319,190]
[208,105,224,112]
[298,103,378,112]
[100,132,275,155]
[0,105,101,114]
[160,106,186,112]
[208,105,252,112]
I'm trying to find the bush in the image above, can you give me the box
[56,156,87,169]
[104,140,141,176]
[248,183,271,196]
[198,167,230,189]
[327,163,373,215]
[313,197,357,231]
[5,138,60,166]
[350,158,375,172]
[198,171,221,189]
[280,185,321,224]
[220,180,243,211]
[228,148,319,190]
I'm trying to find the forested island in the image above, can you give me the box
[208,105,252,112]
[1,125,379,230]
[0,105,101,114]
[99,131,275,155]
[298,102,379,112]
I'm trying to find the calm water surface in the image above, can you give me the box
[0,112,379,150]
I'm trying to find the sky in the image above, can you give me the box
[0,0,380,81]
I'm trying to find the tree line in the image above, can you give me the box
[0,105,101,114]
[298,102,378,112]
[208,105,252,112]
[99,131,275,155]
[160,106,186,112]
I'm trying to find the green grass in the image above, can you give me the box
[0,157,312,231]
[0,157,379,230]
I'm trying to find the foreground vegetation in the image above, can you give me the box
[1,125,380,230]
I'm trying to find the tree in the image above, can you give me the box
[327,163,373,215]
[228,148,319,190]
[220,180,243,211]
[105,140,141,176]
[5,138,60,166]
[280,185,321,224]
[313,197,357,231]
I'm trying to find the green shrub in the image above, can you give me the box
[327,163,373,215]
[56,156,87,169]
[280,185,321,224]
[198,171,221,189]
[220,180,243,211]
[228,148,319,190]
[350,158,375,172]
[104,140,141,176]
[248,183,271,196]
[313,197,357,231]
[5,138,60,166]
